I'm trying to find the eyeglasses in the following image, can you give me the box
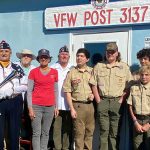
[22,54,32,58]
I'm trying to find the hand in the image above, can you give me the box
[54,108,59,118]
[142,123,150,132]
[88,93,94,101]
[28,107,36,120]
[96,99,101,103]
[71,108,77,119]
[134,121,144,133]
[118,96,124,104]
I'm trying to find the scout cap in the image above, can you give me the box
[106,42,118,51]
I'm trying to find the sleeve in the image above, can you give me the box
[127,87,133,105]
[27,79,34,107]
[124,65,134,91]
[28,69,35,80]
[55,82,58,108]
[89,64,99,86]
[63,71,72,93]
[55,69,58,82]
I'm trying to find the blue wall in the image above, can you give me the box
[1,0,148,66]
[132,25,150,65]
[0,0,88,65]
[0,0,150,149]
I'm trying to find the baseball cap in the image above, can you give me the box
[106,42,118,51]
[36,49,52,61]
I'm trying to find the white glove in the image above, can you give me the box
[12,78,27,94]
[0,82,14,98]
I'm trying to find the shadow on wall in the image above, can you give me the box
[91,53,103,66]
[130,63,140,74]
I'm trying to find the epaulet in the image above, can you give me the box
[88,66,93,70]
[66,66,75,74]
[70,66,75,70]
[11,63,25,78]
[130,80,140,88]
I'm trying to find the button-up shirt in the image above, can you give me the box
[51,62,73,110]
[0,62,27,97]
[127,82,150,115]
[90,61,132,97]
[63,66,93,102]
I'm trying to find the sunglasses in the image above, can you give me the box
[39,55,49,59]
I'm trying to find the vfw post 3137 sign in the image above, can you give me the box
[45,0,150,29]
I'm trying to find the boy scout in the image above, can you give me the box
[63,48,95,150]
[127,65,150,150]
[137,48,150,66]
[90,42,132,150]
[133,48,150,80]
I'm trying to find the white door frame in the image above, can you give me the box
[69,27,132,66]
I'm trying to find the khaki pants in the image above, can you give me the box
[97,98,122,150]
[73,102,95,150]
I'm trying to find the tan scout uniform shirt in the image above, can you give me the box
[90,61,132,97]
[127,82,150,115]
[63,66,93,102]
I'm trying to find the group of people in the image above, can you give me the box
[0,40,150,150]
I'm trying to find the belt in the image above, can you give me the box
[73,101,92,104]
[135,114,150,120]
[101,96,121,100]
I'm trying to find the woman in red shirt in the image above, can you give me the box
[27,49,58,150]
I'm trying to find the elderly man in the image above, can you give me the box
[51,46,73,150]
[15,49,36,143]
[0,40,27,150]
[16,49,36,77]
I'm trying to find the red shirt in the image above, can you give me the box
[28,67,58,106]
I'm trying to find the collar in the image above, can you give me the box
[140,82,150,89]
[75,65,91,73]
[0,61,11,69]
[105,61,123,69]
[0,61,11,68]
[52,62,72,70]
